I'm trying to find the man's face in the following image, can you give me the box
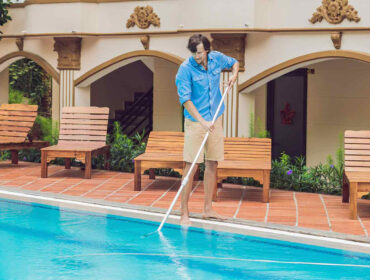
[192,43,207,65]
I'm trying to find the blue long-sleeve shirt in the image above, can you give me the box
[175,51,237,122]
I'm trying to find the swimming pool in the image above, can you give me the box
[0,197,369,280]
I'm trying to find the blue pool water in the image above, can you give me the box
[0,198,369,280]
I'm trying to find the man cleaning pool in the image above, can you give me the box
[175,34,239,225]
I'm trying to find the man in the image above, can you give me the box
[176,34,239,225]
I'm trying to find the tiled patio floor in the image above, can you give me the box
[0,161,369,238]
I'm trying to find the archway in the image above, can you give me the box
[74,50,185,137]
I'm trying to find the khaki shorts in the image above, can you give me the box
[184,117,224,163]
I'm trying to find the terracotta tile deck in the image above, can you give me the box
[1,161,370,238]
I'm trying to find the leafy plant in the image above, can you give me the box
[9,59,52,116]
[19,116,59,163]
[107,122,146,172]
[0,1,11,35]
[8,88,24,104]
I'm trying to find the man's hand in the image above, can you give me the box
[227,75,237,88]
[200,120,215,133]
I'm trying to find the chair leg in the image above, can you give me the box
[342,176,349,203]
[134,160,141,191]
[84,152,92,179]
[149,168,155,179]
[41,150,48,178]
[263,170,270,203]
[65,158,71,169]
[349,182,358,219]
[10,150,18,164]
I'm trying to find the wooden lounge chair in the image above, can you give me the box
[215,137,271,202]
[134,131,199,191]
[343,130,370,219]
[0,104,49,164]
[41,106,110,179]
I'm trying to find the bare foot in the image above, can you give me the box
[202,210,227,221]
[180,215,192,226]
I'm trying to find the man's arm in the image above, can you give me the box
[228,61,239,88]
[183,101,216,132]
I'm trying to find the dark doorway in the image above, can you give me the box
[267,68,307,160]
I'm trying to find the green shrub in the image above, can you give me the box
[19,116,59,163]
[106,122,146,172]
[270,151,343,195]
[8,88,24,104]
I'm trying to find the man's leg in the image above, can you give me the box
[203,160,222,218]
[180,162,199,225]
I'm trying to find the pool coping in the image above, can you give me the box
[0,186,369,254]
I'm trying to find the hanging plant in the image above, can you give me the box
[0,1,12,35]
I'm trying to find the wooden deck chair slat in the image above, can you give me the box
[0,120,35,127]
[62,107,109,114]
[346,155,370,161]
[345,138,370,144]
[345,150,370,156]
[0,104,38,111]
[0,126,31,132]
[345,144,370,150]
[346,161,370,167]
[60,129,107,136]
[0,131,30,137]
[0,115,36,122]
[61,119,108,125]
[60,124,108,130]
[59,135,106,141]
[0,111,37,117]
[61,113,109,120]
[345,131,370,138]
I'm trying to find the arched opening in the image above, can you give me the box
[238,51,370,166]
[74,50,184,138]
[0,51,60,121]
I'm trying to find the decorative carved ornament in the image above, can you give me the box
[140,35,150,50]
[16,37,24,51]
[309,0,360,24]
[211,34,246,71]
[53,37,82,70]
[331,32,342,49]
[126,6,160,29]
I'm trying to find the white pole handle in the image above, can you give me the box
[157,85,231,232]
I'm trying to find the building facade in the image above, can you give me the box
[1,0,370,165]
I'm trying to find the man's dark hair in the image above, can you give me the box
[187,34,211,53]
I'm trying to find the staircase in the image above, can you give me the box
[110,88,153,138]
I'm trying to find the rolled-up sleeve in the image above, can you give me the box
[176,66,192,105]
[214,51,237,70]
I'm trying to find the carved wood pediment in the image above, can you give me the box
[310,0,360,24]
[126,6,160,29]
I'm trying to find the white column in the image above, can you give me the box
[59,70,75,117]
[51,78,60,122]
[0,68,9,104]
[220,71,239,137]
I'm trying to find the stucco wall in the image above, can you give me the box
[153,58,182,131]
[0,69,9,104]
[307,58,370,166]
